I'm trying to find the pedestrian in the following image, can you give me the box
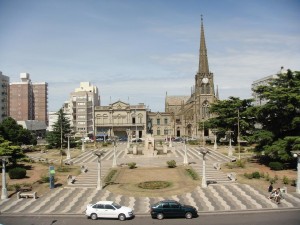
[268,183,273,193]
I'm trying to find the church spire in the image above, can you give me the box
[198,15,209,74]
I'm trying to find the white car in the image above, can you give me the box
[85,201,134,221]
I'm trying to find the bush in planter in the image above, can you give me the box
[167,160,176,168]
[127,162,136,169]
[8,167,26,179]
[269,162,284,170]
[252,171,261,179]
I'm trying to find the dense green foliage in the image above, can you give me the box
[0,136,24,165]
[46,108,73,148]
[0,117,36,145]
[207,69,300,164]
[269,162,284,171]
[8,167,27,179]
[206,97,256,144]
[253,70,300,161]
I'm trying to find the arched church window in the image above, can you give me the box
[202,101,210,118]
[205,83,210,94]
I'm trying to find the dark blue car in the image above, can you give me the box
[150,200,198,220]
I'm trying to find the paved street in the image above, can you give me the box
[1,142,300,216]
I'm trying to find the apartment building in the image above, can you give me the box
[68,82,100,136]
[9,73,48,124]
[0,71,9,122]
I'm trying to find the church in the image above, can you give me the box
[94,17,218,140]
[164,16,219,139]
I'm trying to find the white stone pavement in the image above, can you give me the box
[1,142,300,215]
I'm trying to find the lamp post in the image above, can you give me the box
[212,128,218,150]
[292,150,300,194]
[202,120,205,147]
[112,139,117,168]
[126,128,131,149]
[65,134,71,160]
[237,109,241,160]
[135,109,138,144]
[81,133,85,152]
[94,150,105,190]
[199,148,209,188]
[183,139,188,165]
[226,130,234,157]
[169,127,172,148]
[1,156,11,200]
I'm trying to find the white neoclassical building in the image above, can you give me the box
[94,101,147,139]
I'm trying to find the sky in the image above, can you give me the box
[0,0,299,112]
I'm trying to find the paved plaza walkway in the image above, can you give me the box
[1,142,300,215]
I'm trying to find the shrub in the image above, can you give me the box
[127,162,136,169]
[236,159,245,168]
[8,167,27,179]
[8,183,21,191]
[38,175,57,183]
[104,169,118,184]
[265,172,270,181]
[167,160,176,168]
[57,167,71,172]
[283,176,290,185]
[186,168,199,180]
[269,162,284,171]
[244,173,253,179]
[260,172,265,178]
[252,171,261,179]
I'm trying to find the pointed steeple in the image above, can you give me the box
[198,15,209,74]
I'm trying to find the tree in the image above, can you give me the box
[0,117,36,145]
[0,136,24,166]
[46,108,72,148]
[253,69,300,161]
[205,97,256,143]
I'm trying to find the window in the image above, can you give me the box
[169,203,180,208]
[162,203,170,208]
[164,129,168,135]
[132,117,136,124]
[157,119,160,125]
[105,205,115,210]
[164,118,168,125]
[157,129,160,135]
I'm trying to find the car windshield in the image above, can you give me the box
[112,203,121,209]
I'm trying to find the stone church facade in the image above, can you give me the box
[165,17,218,139]
[94,18,218,140]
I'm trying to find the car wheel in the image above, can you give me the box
[157,213,164,220]
[185,212,193,219]
[118,213,126,221]
[90,213,98,220]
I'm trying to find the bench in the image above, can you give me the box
[65,161,73,165]
[17,191,37,199]
[81,165,88,173]
[19,185,32,192]
[227,172,236,181]
[213,162,221,170]
[67,175,76,184]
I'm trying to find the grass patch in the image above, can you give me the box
[104,169,118,184]
[138,181,171,189]
[185,168,199,180]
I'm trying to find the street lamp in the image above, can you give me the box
[169,127,172,148]
[183,139,188,165]
[237,108,241,160]
[211,129,218,150]
[1,156,11,200]
[226,130,234,157]
[199,148,209,188]
[292,150,300,194]
[126,129,131,149]
[94,150,105,190]
[112,139,117,168]
[65,134,72,160]
[81,133,85,152]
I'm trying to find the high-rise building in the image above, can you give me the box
[9,73,48,124]
[0,71,10,122]
[68,82,100,136]
[251,67,287,106]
